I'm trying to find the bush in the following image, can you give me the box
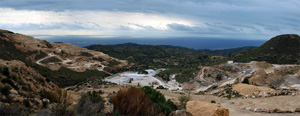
[39,89,70,105]
[242,78,249,84]
[211,100,216,104]
[23,99,30,108]
[156,85,165,89]
[0,104,22,116]
[178,94,190,109]
[216,74,222,81]
[142,86,177,115]
[1,85,11,96]
[77,91,105,115]
[51,104,74,116]
[0,67,9,76]
[111,87,155,116]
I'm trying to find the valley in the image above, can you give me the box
[1,30,300,116]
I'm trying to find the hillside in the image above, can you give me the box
[86,43,226,83]
[0,59,60,113]
[233,34,300,64]
[0,30,128,87]
[200,46,257,56]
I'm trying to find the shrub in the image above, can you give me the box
[0,104,22,116]
[216,74,222,81]
[178,94,190,109]
[76,91,105,115]
[211,100,216,104]
[51,104,74,116]
[40,89,70,105]
[242,78,249,84]
[23,99,30,108]
[0,67,9,76]
[156,85,165,89]
[1,78,18,90]
[1,85,11,96]
[111,87,155,116]
[142,86,177,115]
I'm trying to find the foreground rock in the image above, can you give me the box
[186,101,229,116]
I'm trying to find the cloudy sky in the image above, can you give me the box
[0,0,299,40]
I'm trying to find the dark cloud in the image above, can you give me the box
[0,0,299,39]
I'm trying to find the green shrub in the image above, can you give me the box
[211,100,216,104]
[178,94,190,109]
[51,104,74,116]
[76,91,105,115]
[216,74,222,81]
[0,104,22,116]
[142,86,177,115]
[156,85,166,89]
[1,85,11,96]
[0,67,9,76]
[23,99,30,108]
[1,78,18,90]
[242,78,249,84]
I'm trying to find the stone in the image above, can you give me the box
[186,101,229,116]
[1,95,6,101]
[9,89,18,95]
[253,108,258,112]
[42,98,50,103]
[245,107,251,111]
[262,108,267,112]
[268,108,274,113]
[286,109,292,113]
[257,108,263,113]
[274,108,284,113]
[251,95,256,99]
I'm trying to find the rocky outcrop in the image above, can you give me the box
[186,101,229,116]
[0,59,59,111]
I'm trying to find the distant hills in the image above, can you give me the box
[86,43,226,82]
[102,42,257,56]
[200,46,257,56]
[233,34,300,64]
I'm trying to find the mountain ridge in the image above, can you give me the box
[233,34,300,64]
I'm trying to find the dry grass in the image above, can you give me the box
[40,88,71,106]
[111,87,155,116]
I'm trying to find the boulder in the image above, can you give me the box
[9,89,18,95]
[186,101,229,116]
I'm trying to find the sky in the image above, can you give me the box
[0,0,299,40]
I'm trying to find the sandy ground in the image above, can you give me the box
[159,90,300,116]
[73,85,300,116]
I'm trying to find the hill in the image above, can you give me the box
[86,43,226,83]
[0,59,60,113]
[200,46,257,56]
[0,30,128,87]
[233,34,300,64]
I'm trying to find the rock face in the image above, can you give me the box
[186,101,229,116]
